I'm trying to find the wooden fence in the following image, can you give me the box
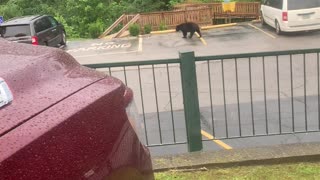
[139,8,212,30]
[123,8,211,31]
[174,2,260,19]
[111,2,260,35]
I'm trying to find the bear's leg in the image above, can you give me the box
[182,31,187,38]
[189,31,195,38]
[196,29,202,38]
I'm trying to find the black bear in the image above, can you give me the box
[176,22,202,38]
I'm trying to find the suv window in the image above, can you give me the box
[0,25,31,38]
[48,16,58,27]
[34,17,52,33]
[288,0,320,10]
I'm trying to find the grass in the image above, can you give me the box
[155,162,320,180]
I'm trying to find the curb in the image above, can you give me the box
[152,142,320,172]
[201,23,237,30]
[150,29,175,35]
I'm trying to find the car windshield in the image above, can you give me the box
[288,0,320,10]
[0,25,31,38]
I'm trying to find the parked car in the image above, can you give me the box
[0,15,66,47]
[0,39,153,180]
[261,0,320,34]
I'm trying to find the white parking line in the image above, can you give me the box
[72,50,140,58]
[248,23,276,39]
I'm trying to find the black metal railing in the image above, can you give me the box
[85,48,320,152]
[196,49,320,142]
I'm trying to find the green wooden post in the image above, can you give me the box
[179,51,203,152]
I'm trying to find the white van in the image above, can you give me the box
[261,0,320,34]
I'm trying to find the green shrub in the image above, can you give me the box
[55,14,80,38]
[159,22,167,31]
[129,23,140,36]
[0,3,22,19]
[88,19,104,38]
[143,24,152,34]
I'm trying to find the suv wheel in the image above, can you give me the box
[275,21,282,35]
[60,32,66,45]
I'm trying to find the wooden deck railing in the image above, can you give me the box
[123,8,212,30]
[101,2,260,38]
[174,2,260,18]
[134,2,260,30]
[212,2,260,23]
[140,8,212,30]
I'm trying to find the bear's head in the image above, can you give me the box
[176,24,181,32]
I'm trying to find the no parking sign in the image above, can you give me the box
[0,16,3,24]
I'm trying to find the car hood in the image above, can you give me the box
[0,39,106,137]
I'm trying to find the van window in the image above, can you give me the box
[288,0,320,10]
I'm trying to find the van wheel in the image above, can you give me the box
[60,32,66,45]
[260,12,266,26]
[275,21,282,35]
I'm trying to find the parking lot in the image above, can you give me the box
[66,22,320,64]
[66,22,320,156]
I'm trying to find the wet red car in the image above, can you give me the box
[0,39,153,180]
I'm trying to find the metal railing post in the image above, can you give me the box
[179,51,203,152]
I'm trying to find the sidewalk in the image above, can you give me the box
[152,142,320,172]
